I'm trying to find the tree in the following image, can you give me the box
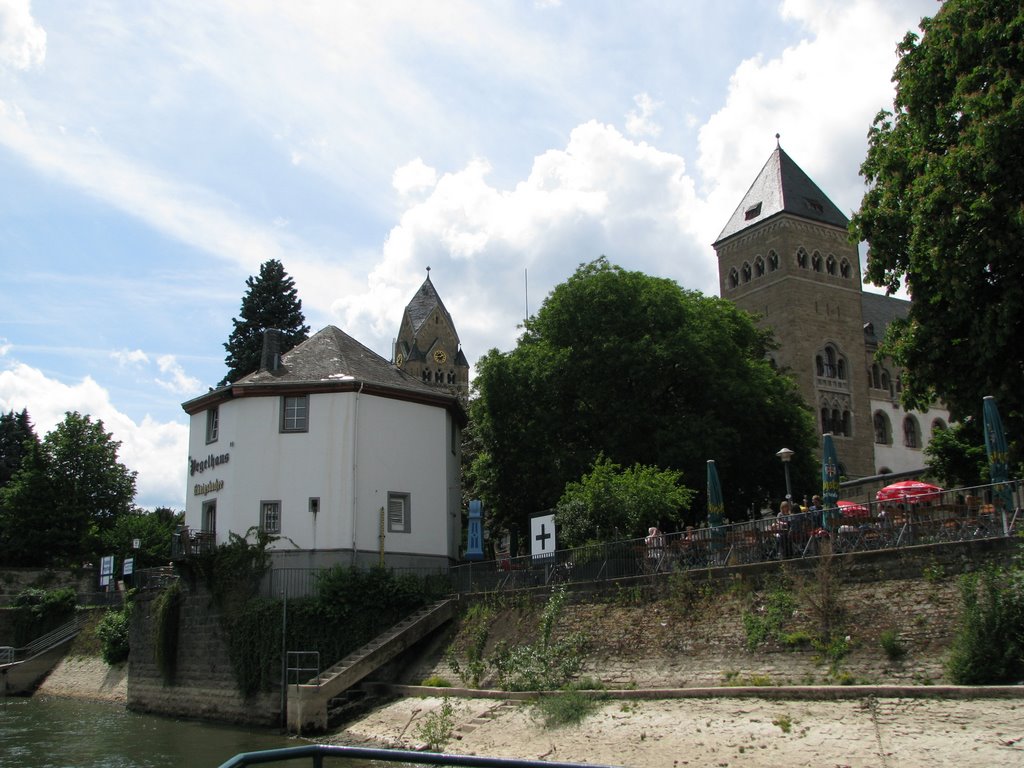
[555,455,694,547]
[471,258,817,536]
[924,421,987,489]
[0,408,39,488]
[221,259,310,385]
[100,506,182,570]
[0,412,137,566]
[850,0,1024,465]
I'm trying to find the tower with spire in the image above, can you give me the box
[713,140,874,477]
[393,268,470,396]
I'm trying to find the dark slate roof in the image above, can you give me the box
[240,326,440,393]
[405,274,459,342]
[861,291,911,345]
[182,326,462,416]
[715,146,849,244]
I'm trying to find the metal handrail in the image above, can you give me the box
[2,613,90,663]
[218,743,619,768]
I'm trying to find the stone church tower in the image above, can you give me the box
[393,270,470,396]
[712,142,874,478]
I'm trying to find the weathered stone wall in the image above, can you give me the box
[128,582,279,726]
[421,538,1021,690]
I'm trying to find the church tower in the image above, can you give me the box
[712,141,874,478]
[394,269,470,396]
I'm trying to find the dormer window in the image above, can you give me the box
[744,202,762,220]
[804,197,824,213]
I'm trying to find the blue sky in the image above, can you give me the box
[0,0,936,509]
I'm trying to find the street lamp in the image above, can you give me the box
[776,447,794,500]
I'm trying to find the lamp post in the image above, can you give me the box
[776,447,794,501]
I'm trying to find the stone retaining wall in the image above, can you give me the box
[128,583,278,726]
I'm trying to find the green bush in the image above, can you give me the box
[10,586,78,646]
[96,605,131,664]
[946,566,1024,684]
[879,629,906,661]
[533,690,601,729]
[414,698,456,751]
[420,675,452,687]
[742,580,795,649]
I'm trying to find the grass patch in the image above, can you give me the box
[879,629,906,661]
[420,675,452,687]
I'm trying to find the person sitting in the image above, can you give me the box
[645,526,665,569]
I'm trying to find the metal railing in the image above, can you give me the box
[170,528,216,560]
[218,743,617,768]
[448,480,1021,595]
[0,612,91,664]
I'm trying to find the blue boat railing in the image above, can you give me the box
[218,743,619,768]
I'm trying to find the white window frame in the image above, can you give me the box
[261,500,281,534]
[206,406,219,444]
[281,395,309,433]
[387,492,410,534]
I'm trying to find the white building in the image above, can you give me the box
[181,324,466,570]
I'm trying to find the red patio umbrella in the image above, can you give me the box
[838,500,870,520]
[876,480,943,504]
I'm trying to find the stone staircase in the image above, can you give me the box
[287,598,456,733]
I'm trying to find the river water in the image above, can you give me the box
[0,696,312,768]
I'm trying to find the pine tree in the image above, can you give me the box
[220,259,310,385]
[0,408,39,489]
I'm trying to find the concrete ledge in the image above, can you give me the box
[365,682,1024,701]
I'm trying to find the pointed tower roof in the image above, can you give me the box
[714,143,849,245]
[404,269,459,343]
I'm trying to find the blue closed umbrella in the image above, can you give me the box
[983,396,1015,524]
[707,459,725,553]
[707,459,724,528]
[821,433,840,530]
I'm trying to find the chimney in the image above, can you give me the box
[260,328,284,373]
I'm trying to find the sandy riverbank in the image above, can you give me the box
[323,693,1024,767]
[34,657,1024,765]
[35,655,127,703]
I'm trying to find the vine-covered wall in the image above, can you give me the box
[128,582,280,726]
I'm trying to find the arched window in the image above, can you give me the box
[797,247,809,269]
[871,364,881,390]
[811,251,823,272]
[754,255,765,277]
[768,250,779,271]
[728,268,739,288]
[903,416,920,449]
[932,418,947,433]
[840,258,852,278]
[821,407,832,434]
[836,358,846,380]
[742,262,752,282]
[832,408,842,435]
[824,347,837,378]
[881,371,890,392]
[826,254,837,275]
[874,411,891,444]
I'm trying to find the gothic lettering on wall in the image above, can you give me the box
[193,479,225,496]
[189,452,230,476]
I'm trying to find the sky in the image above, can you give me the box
[0,0,938,510]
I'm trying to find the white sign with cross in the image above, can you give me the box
[530,513,556,560]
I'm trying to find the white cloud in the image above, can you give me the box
[332,120,710,359]
[0,337,11,356]
[0,361,188,509]
[112,348,149,367]
[393,158,438,197]
[625,93,663,138]
[155,354,202,396]
[0,0,46,71]
[695,0,934,245]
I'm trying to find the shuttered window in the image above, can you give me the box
[387,493,410,533]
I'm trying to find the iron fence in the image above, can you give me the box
[448,480,1022,595]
